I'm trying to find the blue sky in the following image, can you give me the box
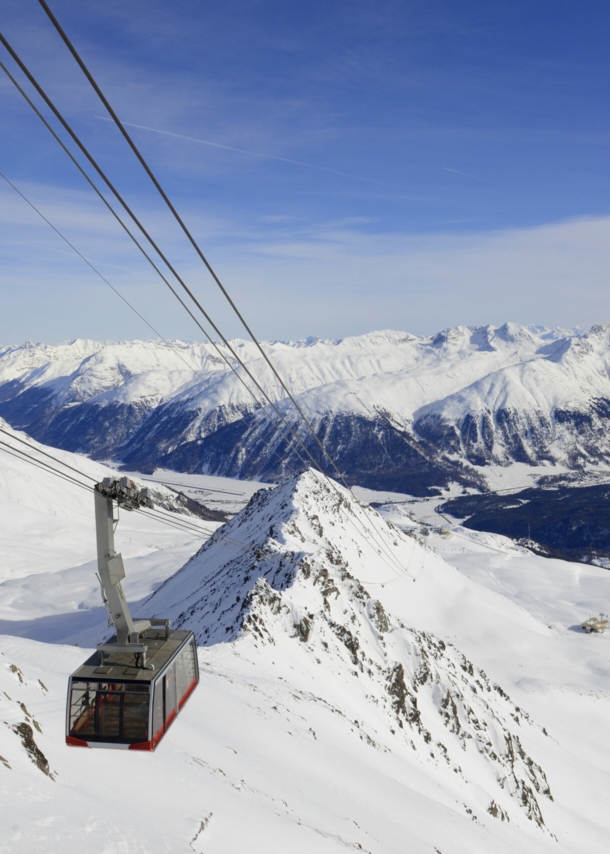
[1,0,610,343]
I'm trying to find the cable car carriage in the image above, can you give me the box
[66,477,199,751]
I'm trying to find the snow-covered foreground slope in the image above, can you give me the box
[0,633,559,854]
[5,322,610,492]
[2,461,610,852]
[0,420,217,638]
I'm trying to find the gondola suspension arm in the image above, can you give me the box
[94,477,168,667]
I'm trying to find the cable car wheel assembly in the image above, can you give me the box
[66,478,199,751]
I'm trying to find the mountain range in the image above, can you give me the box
[1,322,609,494]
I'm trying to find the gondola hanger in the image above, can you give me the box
[66,478,199,751]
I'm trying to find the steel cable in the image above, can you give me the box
[36,0,349,490]
[0,162,304,478]
[0,170,189,357]
[0,439,94,493]
[0,31,411,581]
[27,5,416,576]
[0,40,321,479]
[0,431,262,553]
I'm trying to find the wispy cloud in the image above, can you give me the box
[2,172,610,342]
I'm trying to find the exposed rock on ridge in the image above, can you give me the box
[145,469,554,830]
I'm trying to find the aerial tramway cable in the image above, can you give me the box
[0,29,411,582]
[0,54,315,477]
[0,425,99,483]
[0,436,267,553]
[2,428,280,555]
[0,168,307,478]
[35,0,349,493]
[0,29,326,483]
[0,46,319,477]
[27,4,417,578]
[0,171,183,352]
[0,439,94,493]
[0,437,219,538]
[0,59,220,343]
[0,437,407,585]
[1,419,411,581]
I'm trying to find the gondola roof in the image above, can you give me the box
[71,628,192,683]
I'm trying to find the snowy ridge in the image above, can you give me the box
[414,323,610,467]
[145,469,554,831]
[2,322,609,491]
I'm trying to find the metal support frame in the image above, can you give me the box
[97,642,148,666]
[94,477,170,668]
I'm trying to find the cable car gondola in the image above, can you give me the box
[66,477,199,750]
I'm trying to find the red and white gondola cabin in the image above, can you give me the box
[66,628,199,751]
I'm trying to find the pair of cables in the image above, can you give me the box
[0,3,413,584]
[0,53,314,480]
[0,25,325,484]
[0,426,418,587]
[0,426,261,553]
[35,0,347,491]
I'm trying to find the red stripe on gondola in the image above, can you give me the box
[128,739,154,751]
[66,735,90,747]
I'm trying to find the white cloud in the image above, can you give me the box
[2,173,610,343]
[213,214,610,337]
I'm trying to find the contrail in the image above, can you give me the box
[94,115,381,185]
[443,166,484,180]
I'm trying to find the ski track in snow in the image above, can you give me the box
[0,431,609,852]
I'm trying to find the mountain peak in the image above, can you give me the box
[144,469,553,829]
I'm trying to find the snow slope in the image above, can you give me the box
[1,448,610,851]
[4,322,610,492]
[0,419,218,640]
[0,633,561,854]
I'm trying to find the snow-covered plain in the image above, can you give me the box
[1,435,610,852]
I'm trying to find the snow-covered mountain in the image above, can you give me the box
[145,469,555,831]
[1,322,609,493]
